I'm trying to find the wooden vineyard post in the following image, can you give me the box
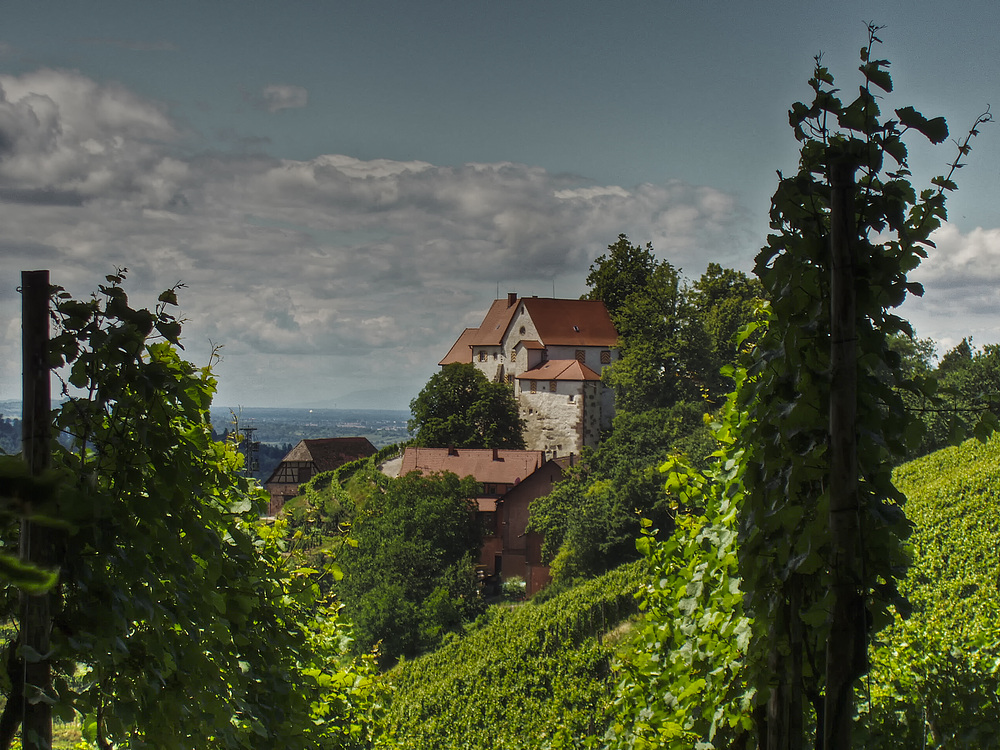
[20,270,52,750]
[825,158,864,749]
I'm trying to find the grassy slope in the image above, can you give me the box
[383,563,643,750]
[861,435,1000,747]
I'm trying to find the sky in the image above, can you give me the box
[0,1,998,409]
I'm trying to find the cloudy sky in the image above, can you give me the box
[0,1,997,409]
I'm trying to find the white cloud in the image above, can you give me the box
[0,68,763,406]
[901,223,1000,353]
[257,84,308,113]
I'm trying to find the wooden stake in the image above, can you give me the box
[20,269,52,750]
[825,158,864,749]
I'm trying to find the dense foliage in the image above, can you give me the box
[859,436,1000,747]
[902,338,1000,459]
[610,28,992,749]
[608,374,756,749]
[734,28,992,747]
[408,363,525,449]
[338,471,485,664]
[385,563,642,749]
[528,239,759,583]
[0,273,387,749]
[528,401,714,581]
[587,236,760,413]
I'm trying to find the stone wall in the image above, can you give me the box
[518,381,585,455]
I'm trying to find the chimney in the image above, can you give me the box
[448,445,458,456]
[507,292,517,308]
[493,447,500,461]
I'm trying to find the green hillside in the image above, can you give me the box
[860,435,1000,747]
[383,563,643,750]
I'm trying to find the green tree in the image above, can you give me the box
[0,272,386,749]
[898,338,1000,459]
[338,471,484,664]
[528,401,714,581]
[688,263,764,400]
[409,363,525,448]
[584,233,659,318]
[588,237,761,414]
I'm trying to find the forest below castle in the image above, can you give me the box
[0,29,998,750]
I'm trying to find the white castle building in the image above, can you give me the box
[440,293,618,456]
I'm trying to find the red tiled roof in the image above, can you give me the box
[470,298,520,347]
[515,359,602,381]
[441,297,617,364]
[400,447,545,485]
[521,298,617,347]
[439,327,478,365]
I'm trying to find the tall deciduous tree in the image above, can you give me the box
[584,233,659,319]
[409,363,525,448]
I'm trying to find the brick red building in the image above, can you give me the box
[397,446,572,595]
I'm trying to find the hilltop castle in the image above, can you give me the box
[440,293,618,456]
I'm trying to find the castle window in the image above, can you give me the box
[549,380,557,393]
[530,380,537,394]
[575,349,586,363]
[510,349,517,362]
[478,351,486,362]
[600,350,611,364]
[506,374,514,385]
[519,325,526,334]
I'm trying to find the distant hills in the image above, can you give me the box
[285,388,414,411]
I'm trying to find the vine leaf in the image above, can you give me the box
[895,106,949,143]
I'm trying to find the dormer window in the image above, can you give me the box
[573,325,580,332]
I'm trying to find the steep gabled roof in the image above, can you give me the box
[516,359,602,381]
[439,327,478,365]
[521,298,617,347]
[265,437,377,484]
[440,296,617,365]
[470,298,520,347]
[399,447,545,485]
